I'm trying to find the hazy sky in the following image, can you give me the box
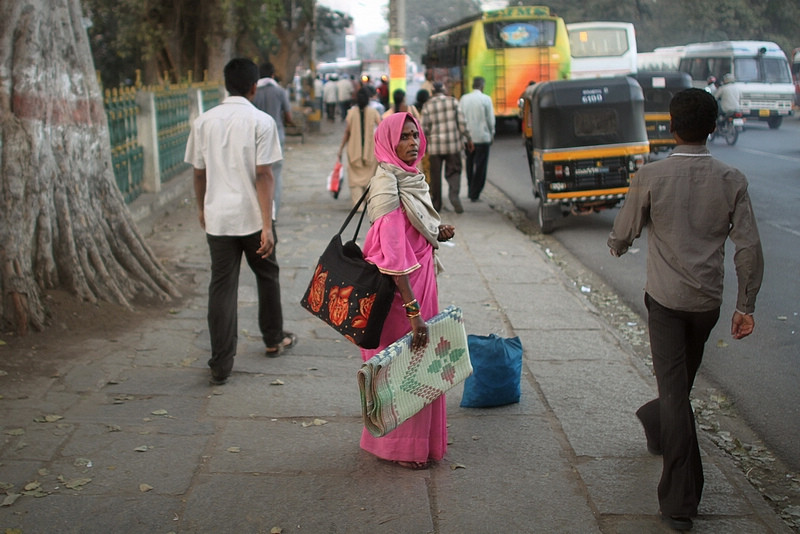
[318,0,389,36]
[318,0,508,36]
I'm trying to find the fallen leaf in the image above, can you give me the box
[227,447,241,453]
[716,339,729,348]
[270,379,284,386]
[151,409,169,416]
[139,483,154,492]
[4,428,24,436]
[270,528,283,534]
[1,493,21,507]
[74,458,92,468]
[450,463,466,470]
[777,315,787,321]
[34,414,64,423]
[38,468,49,476]
[24,481,41,491]
[64,477,92,489]
[106,424,122,432]
[134,445,150,452]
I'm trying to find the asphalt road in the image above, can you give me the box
[487,115,800,472]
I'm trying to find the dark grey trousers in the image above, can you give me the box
[638,293,720,518]
[206,228,283,377]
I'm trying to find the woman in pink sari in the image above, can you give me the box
[360,112,455,469]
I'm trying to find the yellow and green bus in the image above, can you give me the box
[422,5,571,120]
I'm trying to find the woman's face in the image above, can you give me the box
[395,118,420,166]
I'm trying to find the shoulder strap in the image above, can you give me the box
[337,186,371,241]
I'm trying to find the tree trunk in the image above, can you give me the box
[0,0,179,335]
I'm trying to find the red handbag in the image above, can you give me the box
[327,161,342,198]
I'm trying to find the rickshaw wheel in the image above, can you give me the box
[538,200,555,234]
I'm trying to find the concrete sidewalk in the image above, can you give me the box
[0,117,789,533]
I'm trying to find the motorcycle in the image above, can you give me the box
[709,111,744,145]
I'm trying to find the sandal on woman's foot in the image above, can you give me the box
[265,332,297,357]
[393,460,430,470]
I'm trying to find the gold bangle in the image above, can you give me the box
[406,311,421,319]
[403,298,418,308]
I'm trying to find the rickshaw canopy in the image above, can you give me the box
[522,76,648,150]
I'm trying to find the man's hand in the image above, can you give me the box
[731,311,755,340]
[257,228,275,259]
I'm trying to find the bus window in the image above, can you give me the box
[485,20,556,48]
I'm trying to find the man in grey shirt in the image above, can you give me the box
[254,62,293,217]
[608,88,763,531]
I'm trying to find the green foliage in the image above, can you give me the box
[403,0,483,62]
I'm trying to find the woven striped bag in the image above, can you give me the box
[357,306,472,437]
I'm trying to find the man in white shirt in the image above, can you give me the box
[458,77,495,202]
[714,73,742,116]
[184,58,297,386]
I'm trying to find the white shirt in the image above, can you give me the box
[715,83,743,114]
[459,89,495,144]
[184,96,282,236]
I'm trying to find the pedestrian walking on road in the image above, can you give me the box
[608,88,763,532]
[323,74,339,121]
[253,61,294,218]
[421,82,473,213]
[360,112,455,469]
[337,74,354,121]
[337,87,382,208]
[458,76,495,202]
[184,58,297,386]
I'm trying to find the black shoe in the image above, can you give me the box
[661,515,693,531]
[209,371,228,386]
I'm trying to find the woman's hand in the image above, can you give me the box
[437,224,455,242]
[409,315,429,352]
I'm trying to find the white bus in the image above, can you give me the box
[678,41,794,129]
[567,22,637,79]
[637,46,685,72]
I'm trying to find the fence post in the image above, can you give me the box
[136,89,162,193]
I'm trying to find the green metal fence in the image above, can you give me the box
[155,86,192,182]
[104,87,144,202]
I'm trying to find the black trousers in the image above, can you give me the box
[638,293,720,517]
[466,142,491,200]
[206,228,283,377]
[428,153,462,211]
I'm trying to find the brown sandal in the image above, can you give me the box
[393,460,431,470]
[265,332,297,357]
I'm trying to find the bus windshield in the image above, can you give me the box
[484,20,556,48]
[734,57,792,83]
[569,28,630,58]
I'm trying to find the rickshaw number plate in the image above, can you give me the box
[758,109,770,117]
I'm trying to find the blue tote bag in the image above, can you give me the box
[460,334,523,408]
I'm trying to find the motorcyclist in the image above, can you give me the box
[714,73,742,120]
[704,76,718,93]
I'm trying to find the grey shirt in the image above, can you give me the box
[608,144,763,313]
[253,78,291,144]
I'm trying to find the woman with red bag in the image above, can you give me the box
[358,112,455,469]
[337,88,381,208]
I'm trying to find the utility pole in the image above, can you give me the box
[388,0,407,96]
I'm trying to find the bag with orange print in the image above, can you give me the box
[300,187,394,349]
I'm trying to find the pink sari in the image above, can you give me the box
[358,113,447,463]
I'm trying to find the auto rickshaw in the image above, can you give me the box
[520,76,649,233]
[633,70,693,153]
